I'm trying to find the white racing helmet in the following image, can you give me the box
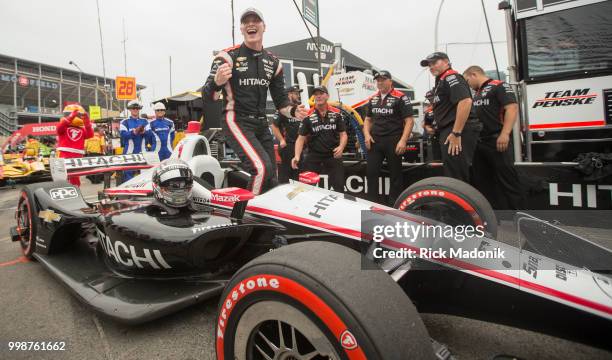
[152,159,193,208]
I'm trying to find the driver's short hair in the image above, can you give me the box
[463,65,486,76]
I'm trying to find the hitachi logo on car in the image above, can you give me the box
[217,275,281,339]
[239,78,270,86]
[97,228,171,269]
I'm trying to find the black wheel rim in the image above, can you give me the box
[234,301,340,360]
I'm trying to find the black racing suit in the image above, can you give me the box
[366,88,413,204]
[203,43,290,194]
[273,110,302,183]
[432,68,481,182]
[472,79,525,210]
[423,106,441,161]
[298,106,346,193]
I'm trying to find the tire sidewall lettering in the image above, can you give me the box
[216,274,365,360]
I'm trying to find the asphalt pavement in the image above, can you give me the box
[0,179,610,360]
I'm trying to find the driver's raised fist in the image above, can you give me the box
[214,63,233,86]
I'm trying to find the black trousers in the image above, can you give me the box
[278,142,299,183]
[366,135,403,204]
[472,137,526,210]
[303,155,344,193]
[438,122,480,183]
[223,112,277,195]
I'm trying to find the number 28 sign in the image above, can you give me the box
[115,76,137,100]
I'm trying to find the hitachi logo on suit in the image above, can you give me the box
[372,108,394,115]
[312,124,337,132]
[239,78,270,86]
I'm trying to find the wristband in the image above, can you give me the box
[452,131,462,137]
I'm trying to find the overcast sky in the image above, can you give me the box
[1,0,509,112]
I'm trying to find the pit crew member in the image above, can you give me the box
[203,7,308,195]
[363,70,414,204]
[422,90,441,161]
[421,52,480,182]
[149,102,175,161]
[56,104,94,186]
[271,85,303,183]
[292,86,347,193]
[120,100,151,181]
[464,65,525,209]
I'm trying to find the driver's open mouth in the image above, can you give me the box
[246,28,257,34]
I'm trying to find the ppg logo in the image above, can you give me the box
[49,187,78,201]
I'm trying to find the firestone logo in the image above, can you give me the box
[398,190,446,210]
[217,276,281,339]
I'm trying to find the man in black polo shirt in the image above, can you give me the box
[420,52,480,182]
[363,70,414,204]
[272,85,303,183]
[292,86,348,192]
[464,65,525,209]
[422,90,441,161]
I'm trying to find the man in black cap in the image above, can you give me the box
[272,85,303,183]
[203,8,308,194]
[363,70,414,204]
[420,52,480,182]
[292,86,347,192]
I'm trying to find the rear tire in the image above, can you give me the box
[16,187,38,259]
[216,241,433,360]
[394,176,497,238]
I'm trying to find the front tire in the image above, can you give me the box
[16,187,38,259]
[394,176,497,238]
[216,241,433,360]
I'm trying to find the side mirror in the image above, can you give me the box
[299,171,320,185]
[210,187,255,219]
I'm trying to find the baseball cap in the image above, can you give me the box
[420,52,450,67]
[240,7,264,23]
[373,70,392,80]
[312,86,328,94]
[286,85,303,93]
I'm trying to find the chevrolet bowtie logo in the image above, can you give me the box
[287,185,310,200]
[39,209,61,223]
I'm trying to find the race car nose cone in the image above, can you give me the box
[299,171,320,185]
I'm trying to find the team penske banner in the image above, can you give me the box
[526,75,610,130]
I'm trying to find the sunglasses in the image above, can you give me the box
[155,109,165,112]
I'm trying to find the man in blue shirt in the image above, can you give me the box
[120,100,151,180]
[149,102,175,161]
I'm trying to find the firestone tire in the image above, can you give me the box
[216,241,433,360]
[16,187,38,259]
[394,176,498,238]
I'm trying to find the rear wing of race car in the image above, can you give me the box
[50,153,160,181]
